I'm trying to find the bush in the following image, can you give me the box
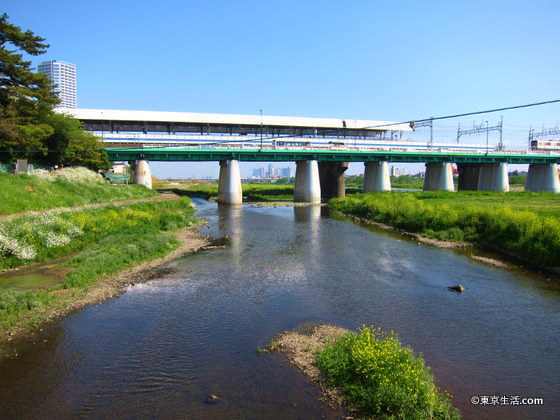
[316,326,461,420]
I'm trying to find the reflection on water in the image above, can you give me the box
[0,200,558,420]
[217,204,243,266]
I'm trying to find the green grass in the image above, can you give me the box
[0,172,157,215]
[0,198,198,331]
[243,184,293,201]
[316,326,461,420]
[415,190,560,218]
[161,180,295,201]
[331,192,560,267]
[391,176,424,189]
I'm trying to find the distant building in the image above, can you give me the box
[273,167,291,178]
[109,164,128,174]
[390,166,408,177]
[37,60,77,108]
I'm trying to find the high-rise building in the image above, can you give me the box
[37,60,77,108]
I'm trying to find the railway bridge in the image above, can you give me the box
[107,147,560,203]
[58,108,560,203]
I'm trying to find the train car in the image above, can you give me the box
[99,132,495,153]
[530,140,560,151]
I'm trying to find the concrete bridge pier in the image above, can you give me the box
[477,163,509,192]
[319,162,348,200]
[132,160,152,189]
[363,161,391,192]
[423,162,454,191]
[525,163,560,193]
[294,160,321,203]
[217,160,243,204]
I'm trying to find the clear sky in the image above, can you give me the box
[6,0,560,177]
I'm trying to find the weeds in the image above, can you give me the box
[316,325,461,420]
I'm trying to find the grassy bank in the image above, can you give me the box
[0,168,157,215]
[331,192,560,267]
[0,197,199,333]
[316,326,460,419]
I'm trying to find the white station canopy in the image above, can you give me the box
[57,108,411,131]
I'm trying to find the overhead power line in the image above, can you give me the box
[391,99,560,130]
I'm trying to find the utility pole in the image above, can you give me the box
[410,117,434,147]
[260,109,263,150]
[528,124,560,144]
[456,117,503,151]
[486,121,489,154]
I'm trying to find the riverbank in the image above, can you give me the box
[0,197,213,358]
[0,168,157,216]
[334,210,515,271]
[331,192,560,274]
[268,324,461,420]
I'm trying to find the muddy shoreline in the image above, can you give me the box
[268,324,350,410]
[0,224,213,361]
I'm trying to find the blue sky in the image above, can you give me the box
[6,0,560,177]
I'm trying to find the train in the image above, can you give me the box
[530,140,560,151]
[99,132,495,153]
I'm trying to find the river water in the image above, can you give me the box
[0,199,559,420]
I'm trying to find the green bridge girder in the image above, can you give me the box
[107,148,560,164]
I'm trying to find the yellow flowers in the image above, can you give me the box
[316,325,461,419]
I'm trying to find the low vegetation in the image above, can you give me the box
[159,180,295,201]
[0,168,157,215]
[316,326,460,419]
[0,198,198,331]
[331,192,560,267]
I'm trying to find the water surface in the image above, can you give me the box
[0,200,558,420]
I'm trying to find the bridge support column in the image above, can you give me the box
[132,160,152,189]
[319,162,348,200]
[457,163,480,191]
[525,163,560,193]
[294,160,321,203]
[217,160,242,204]
[477,163,509,192]
[423,162,454,191]
[363,161,391,192]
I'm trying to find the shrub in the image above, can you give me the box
[316,326,461,420]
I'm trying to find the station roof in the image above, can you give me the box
[57,108,411,131]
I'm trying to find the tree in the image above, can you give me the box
[0,14,110,170]
[0,13,58,111]
[39,112,110,171]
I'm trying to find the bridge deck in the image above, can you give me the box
[107,147,560,164]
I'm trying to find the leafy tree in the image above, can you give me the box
[0,13,58,110]
[0,14,110,170]
[40,112,110,170]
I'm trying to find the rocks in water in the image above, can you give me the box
[211,235,230,247]
[206,394,220,404]
[448,284,465,293]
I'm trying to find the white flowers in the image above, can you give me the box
[31,166,107,184]
[0,211,84,260]
[0,231,37,260]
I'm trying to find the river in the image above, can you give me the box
[0,199,558,420]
